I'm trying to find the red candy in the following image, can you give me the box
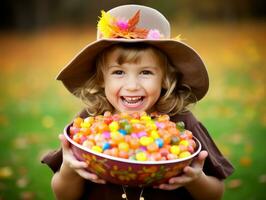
[69,112,196,161]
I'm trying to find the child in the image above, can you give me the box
[42,4,234,200]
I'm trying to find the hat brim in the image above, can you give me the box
[56,39,209,100]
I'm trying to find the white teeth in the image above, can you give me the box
[122,96,143,104]
[124,97,142,101]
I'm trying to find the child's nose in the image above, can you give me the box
[125,76,140,90]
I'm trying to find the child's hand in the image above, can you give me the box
[156,150,208,190]
[59,134,106,184]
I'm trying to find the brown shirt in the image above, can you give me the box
[42,110,234,200]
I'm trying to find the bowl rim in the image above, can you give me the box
[64,124,202,165]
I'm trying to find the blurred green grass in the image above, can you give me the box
[0,22,265,200]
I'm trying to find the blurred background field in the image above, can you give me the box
[0,1,265,199]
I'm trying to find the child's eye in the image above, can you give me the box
[141,70,153,75]
[112,70,124,75]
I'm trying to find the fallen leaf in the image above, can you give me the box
[0,115,9,126]
[16,177,29,188]
[42,115,54,128]
[0,166,13,179]
[239,156,252,167]
[227,179,242,189]
[20,191,35,200]
[13,137,29,149]
[259,174,266,183]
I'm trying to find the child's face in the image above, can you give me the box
[103,47,163,114]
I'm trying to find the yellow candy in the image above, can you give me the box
[150,130,160,139]
[170,145,180,155]
[140,115,152,121]
[81,122,91,128]
[110,131,124,143]
[91,145,103,153]
[130,119,140,124]
[136,152,147,161]
[109,121,119,131]
[140,136,154,146]
[179,140,189,146]
[118,142,130,152]
[179,151,191,158]
[84,117,94,124]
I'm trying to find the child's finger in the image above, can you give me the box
[191,150,208,169]
[158,183,181,190]
[68,159,88,169]
[76,169,106,184]
[59,134,70,151]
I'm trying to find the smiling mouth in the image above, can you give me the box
[121,96,144,106]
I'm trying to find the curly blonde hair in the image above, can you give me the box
[74,43,196,116]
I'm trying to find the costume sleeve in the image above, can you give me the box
[41,148,63,173]
[193,122,234,179]
[41,109,89,173]
[172,112,234,179]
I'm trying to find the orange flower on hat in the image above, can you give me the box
[97,10,163,39]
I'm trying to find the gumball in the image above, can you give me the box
[129,138,140,149]
[136,152,147,161]
[81,122,91,129]
[132,123,145,132]
[84,116,94,124]
[83,140,94,148]
[188,139,196,148]
[147,142,159,152]
[137,131,147,138]
[111,113,120,121]
[150,152,162,161]
[179,144,188,152]
[167,153,178,160]
[170,145,180,155]
[159,147,169,157]
[124,124,132,133]
[140,136,154,146]
[179,140,189,147]
[80,127,90,135]
[171,135,179,145]
[162,133,171,145]
[185,130,193,139]
[131,112,140,119]
[102,142,111,151]
[70,126,80,135]
[150,130,159,139]
[102,131,111,139]
[110,131,124,143]
[109,121,119,132]
[73,117,83,127]
[97,122,109,132]
[118,142,130,152]
[179,151,191,158]
[155,138,164,148]
[119,119,129,128]
[110,147,119,157]
[103,111,112,117]
[91,145,103,153]
[104,116,113,125]
[140,115,151,121]
[118,151,129,159]
[119,129,127,136]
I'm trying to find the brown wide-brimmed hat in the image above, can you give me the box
[56,4,209,100]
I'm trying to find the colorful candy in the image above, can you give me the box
[69,111,197,161]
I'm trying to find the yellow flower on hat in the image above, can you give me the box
[97,11,116,38]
